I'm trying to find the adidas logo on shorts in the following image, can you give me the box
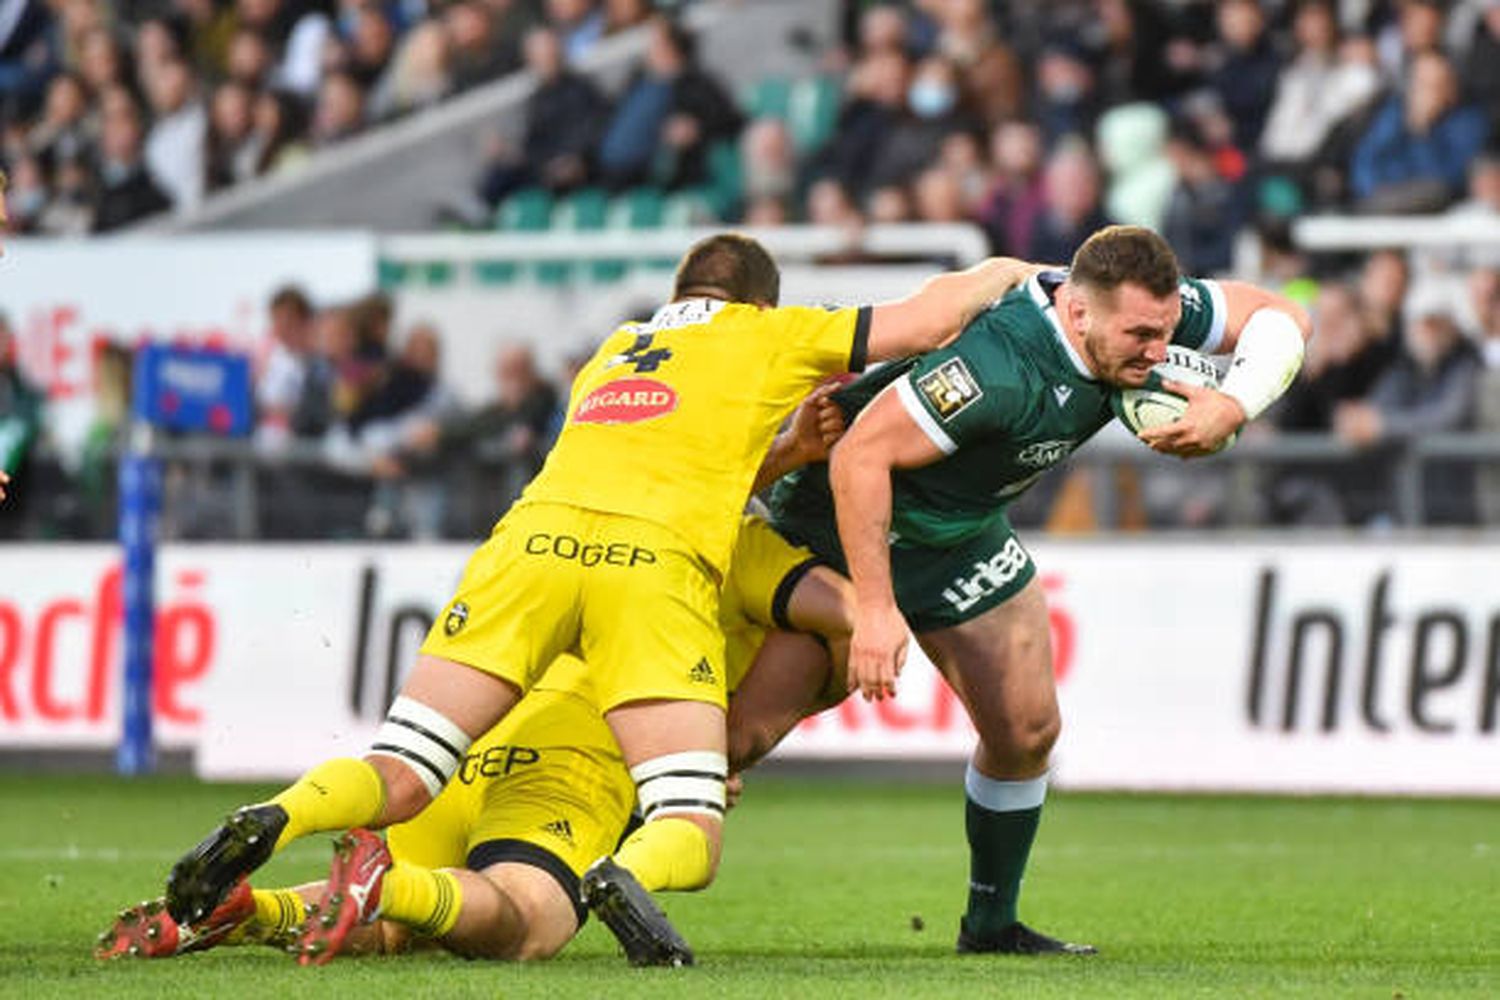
[541,818,575,845]
[688,658,717,685]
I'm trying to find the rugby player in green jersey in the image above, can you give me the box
[764,226,1310,954]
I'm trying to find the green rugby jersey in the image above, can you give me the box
[771,271,1228,549]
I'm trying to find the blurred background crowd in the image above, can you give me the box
[2,0,1500,539]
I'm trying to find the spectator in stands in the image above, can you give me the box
[1358,248,1411,375]
[445,341,559,518]
[224,27,270,90]
[977,118,1045,256]
[547,0,605,64]
[444,1,514,92]
[1161,118,1239,275]
[38,153,93,234]
[345,5,397,90]
[1437,150,1500,271]
[0,310,44,538]
[92,87,171,231]
[246,88,308,174]
[912,164,965,222]
[143,56,208,211]
[863,53,975,194]
[1206,0,1280,152]
[814,46,908,200]
[1270,282,1392,525]
[1259,1,1381,171]
[596,16,742,191]
[604,0,652,37]
[1336,285,1483,525]
[255,285,322,446]
[804,175,861,227]
[1470,266,1500,521]
[27,72,92,168]
[851,3,908,60]
[309,70,366,147]
[1379,0,1446,84]
[1461,0,1500,131]
[134,15,187,99]
[1025,138,1109,263]
[1033,41,1099,150]
[739,117,796,220]
[932,0,1022,127]
[5,153,47,233]
[476,25,606,209]
[77,27,128,96]
[0,0,60,121]
[205,80,257,190]
[368,20,453,121]
[173,0,235,80]
[1349,50,1490,212]
[1091,0,1203,107]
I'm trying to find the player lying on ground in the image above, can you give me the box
[98,514,853,965]
[157,236,1041,969]
[747,225,1311,955]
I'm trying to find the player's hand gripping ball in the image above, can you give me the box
[1109,344,1238,453]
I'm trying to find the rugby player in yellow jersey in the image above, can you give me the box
[99,514,851,964]
[162,233,1040,966]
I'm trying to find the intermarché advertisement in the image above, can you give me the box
[1,541,1496,795]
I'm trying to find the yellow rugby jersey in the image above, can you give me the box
[518,298,869,575]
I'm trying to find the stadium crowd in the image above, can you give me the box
[0,0,692,232]
[3,0,1500,537]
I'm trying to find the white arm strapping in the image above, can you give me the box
[1218,308,1306,422]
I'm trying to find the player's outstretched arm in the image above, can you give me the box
[865,257,1043,362]
[1143,280,1311,458]
[828,386,946,701]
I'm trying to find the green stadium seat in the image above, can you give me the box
[743,76,793,121]
[662,188,713,227]
[789,75,840,153]
[608,187,665,230]
[704,141,742,220]
[493,187,553,231]
[553,187,610,231]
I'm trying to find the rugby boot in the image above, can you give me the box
[956,919,1098,955]
[581,857,695,967]
[166,803,287,925]
[96,879,255,959]
[296,829,391,966]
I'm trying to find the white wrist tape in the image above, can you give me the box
[1218,308,1305,421]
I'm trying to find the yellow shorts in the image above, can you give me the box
[420,502,727,711]
[720,515,822,691]
[386,683,635,919]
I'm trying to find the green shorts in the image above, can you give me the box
[770,504,1035,633]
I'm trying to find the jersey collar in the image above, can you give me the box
[1026,273,1097,382]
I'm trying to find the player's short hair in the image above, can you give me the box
[1070,225,1181,299]
[673,233,781,307]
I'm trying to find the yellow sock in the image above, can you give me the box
[268,758,387,851]
[613,817,713,892]
[379,863,463,937]
[251,888,307,937]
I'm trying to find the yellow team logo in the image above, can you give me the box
[916,358,983,420]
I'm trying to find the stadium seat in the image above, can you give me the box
[743,76,793,121]
[548,188,611,283]
[704,141,742,220]
[608,187,666,230]
[788,75,840,153]
[485,188,554,285]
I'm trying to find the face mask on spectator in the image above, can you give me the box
[908,79,956,119]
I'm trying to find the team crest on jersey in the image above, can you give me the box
[915,358,982,421]
[444,602,469,636]
[1016,439,1074,467]
[574,377,678,424]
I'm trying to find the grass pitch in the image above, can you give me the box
[0,774,1496,998]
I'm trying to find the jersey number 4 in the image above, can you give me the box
[609,333,673,373]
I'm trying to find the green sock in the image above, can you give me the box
[962,767,1046,938]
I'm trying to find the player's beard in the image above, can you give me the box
[1082,329,1152,388]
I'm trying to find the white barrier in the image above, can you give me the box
[1,541,1496,794]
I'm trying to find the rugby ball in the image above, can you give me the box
[1110,345,1237,450]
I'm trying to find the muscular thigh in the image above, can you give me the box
[917,574,1058,765]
